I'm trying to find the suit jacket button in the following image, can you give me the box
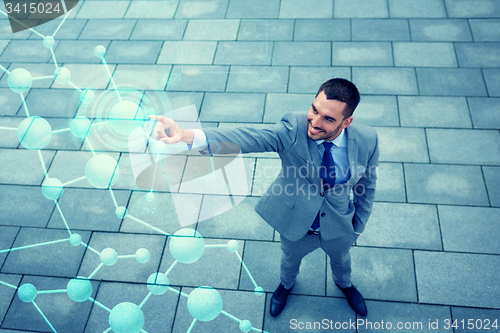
[320,192,325,196]
[320,213,325,217]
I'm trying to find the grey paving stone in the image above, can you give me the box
[158,41,217,65]
[124,0,178,19]
[389,0,447,18]
[295,19,350,41]
[214,41,272,66]
[409,19,473,41]
[112,153,168,192]
[469,19,500,42]
[289,66,351,94]
[0,273,21,324]
[359,301,452,332]
[2,228,91,277]
[399,96,472,128]
[0,227,19,267]
[47,188,130,232]
[427,129,500,165]
[53,40,111,64]
[445,0,500,18]
[394,42,457,67]
[183,19,239,40]
[0,117,23,148]
[175,0,228,19]
[226,0,280,18]
[359,202,442,250]
[327,247,417,302]
[251,158,281,196]
[44,118,85,151]
[352,19,410,41]
[483,69,500,97]
[172,288,266,333]
[226,65,289,93]
[353,67,418,95]
[145,91,204,115]
[415,251,500,308]
[0,40,56,63]
[78,232,166,283]
[196,196,274,241]
[239,240,327,297]
[353,96,399,127]
[51,64,116,90]
[375,162,406,202]
[404,163,490,206]
[334,0,389,18]
[483,166,500,207]
[24,88,80,118]
[112,64,171,90]
[76,1,130,19]
[105,41,163,64]
[165,65,229,92]
[273,42,331,66]
[456,43,500,68]
[0,185,55,227]
[158,237,243,289]
[131,19,185,41]
[416,68,487,96]
[2,275,98,333]
[79,19,136,40]
[0,149,55,186]
[439,205,500,254]
[200,92,265,122]
[0,64,58,89]
[237,19,294,41]
[0,20,31,39]
[264,93,314,123]
[0,88,23,116]
[264,294,355,332]
[84,281,178,333]
[332,42,393,66]
[279,0,333,18]
[375,127,429,163]
[27,19,87,40]
[451,307,500,333]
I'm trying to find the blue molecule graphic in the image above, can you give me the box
[41,178,63,200]
[227,240,239,252]
[254,286,264,296]
[94,45,106,58]
[80,89,95,104]
[85,154,120,189]
[70,116,92,139]
[109,302,145,333]
[67,278,92,302]
[239,319,252,332]
[115,206,127,219]
[187,286,223,322]
[17,116,52,150]
[147,273,169,295]
[135,248,150,263]
[169,228,205,264]
[53,67,71,85]
[8,68,32,93]
[145,192,155,202]
[18,283,37,303]
[100,248,118,266]
[42,36,55,48]
[69,233,82,246]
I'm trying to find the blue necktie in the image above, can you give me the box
[311,142,336,230]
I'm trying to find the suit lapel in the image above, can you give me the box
[346,126,358,184]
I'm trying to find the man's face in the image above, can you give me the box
[307,91,353,141]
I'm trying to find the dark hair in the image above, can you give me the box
[316,78,360,118]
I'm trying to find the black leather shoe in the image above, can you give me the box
[270,283,292,317]
[336,283,368,316]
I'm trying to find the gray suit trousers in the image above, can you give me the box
[280,232,358,290]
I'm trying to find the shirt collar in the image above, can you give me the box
[315,128,345,147]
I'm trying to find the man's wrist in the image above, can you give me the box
[181,129,194,145]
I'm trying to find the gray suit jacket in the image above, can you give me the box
[203,112,379,241]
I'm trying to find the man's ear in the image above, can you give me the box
[342,116,354,128]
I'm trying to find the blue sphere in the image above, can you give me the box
[169,229,204,264]
[67,278,92,302]
[115,206,127,219]
[227,240,239,252]
[109,302,144,333]
[18,283,37,303]
[254,286,264,296]
[94,45,106,58]
[69,233,82,246]
[85,154,120,189]
[135,248,150,263]
[187,287,223,322]
[147,273,169,295]
[70,116,92,139]
[41,178,63,200]
[239,320,252,332]
[8,68,32,93]
[100,248,118,266]
[17,116,52,150]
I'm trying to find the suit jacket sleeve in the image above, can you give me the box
[202,113,299,154]
[352,132,379,234]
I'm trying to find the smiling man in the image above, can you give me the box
[151,78,379,317]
